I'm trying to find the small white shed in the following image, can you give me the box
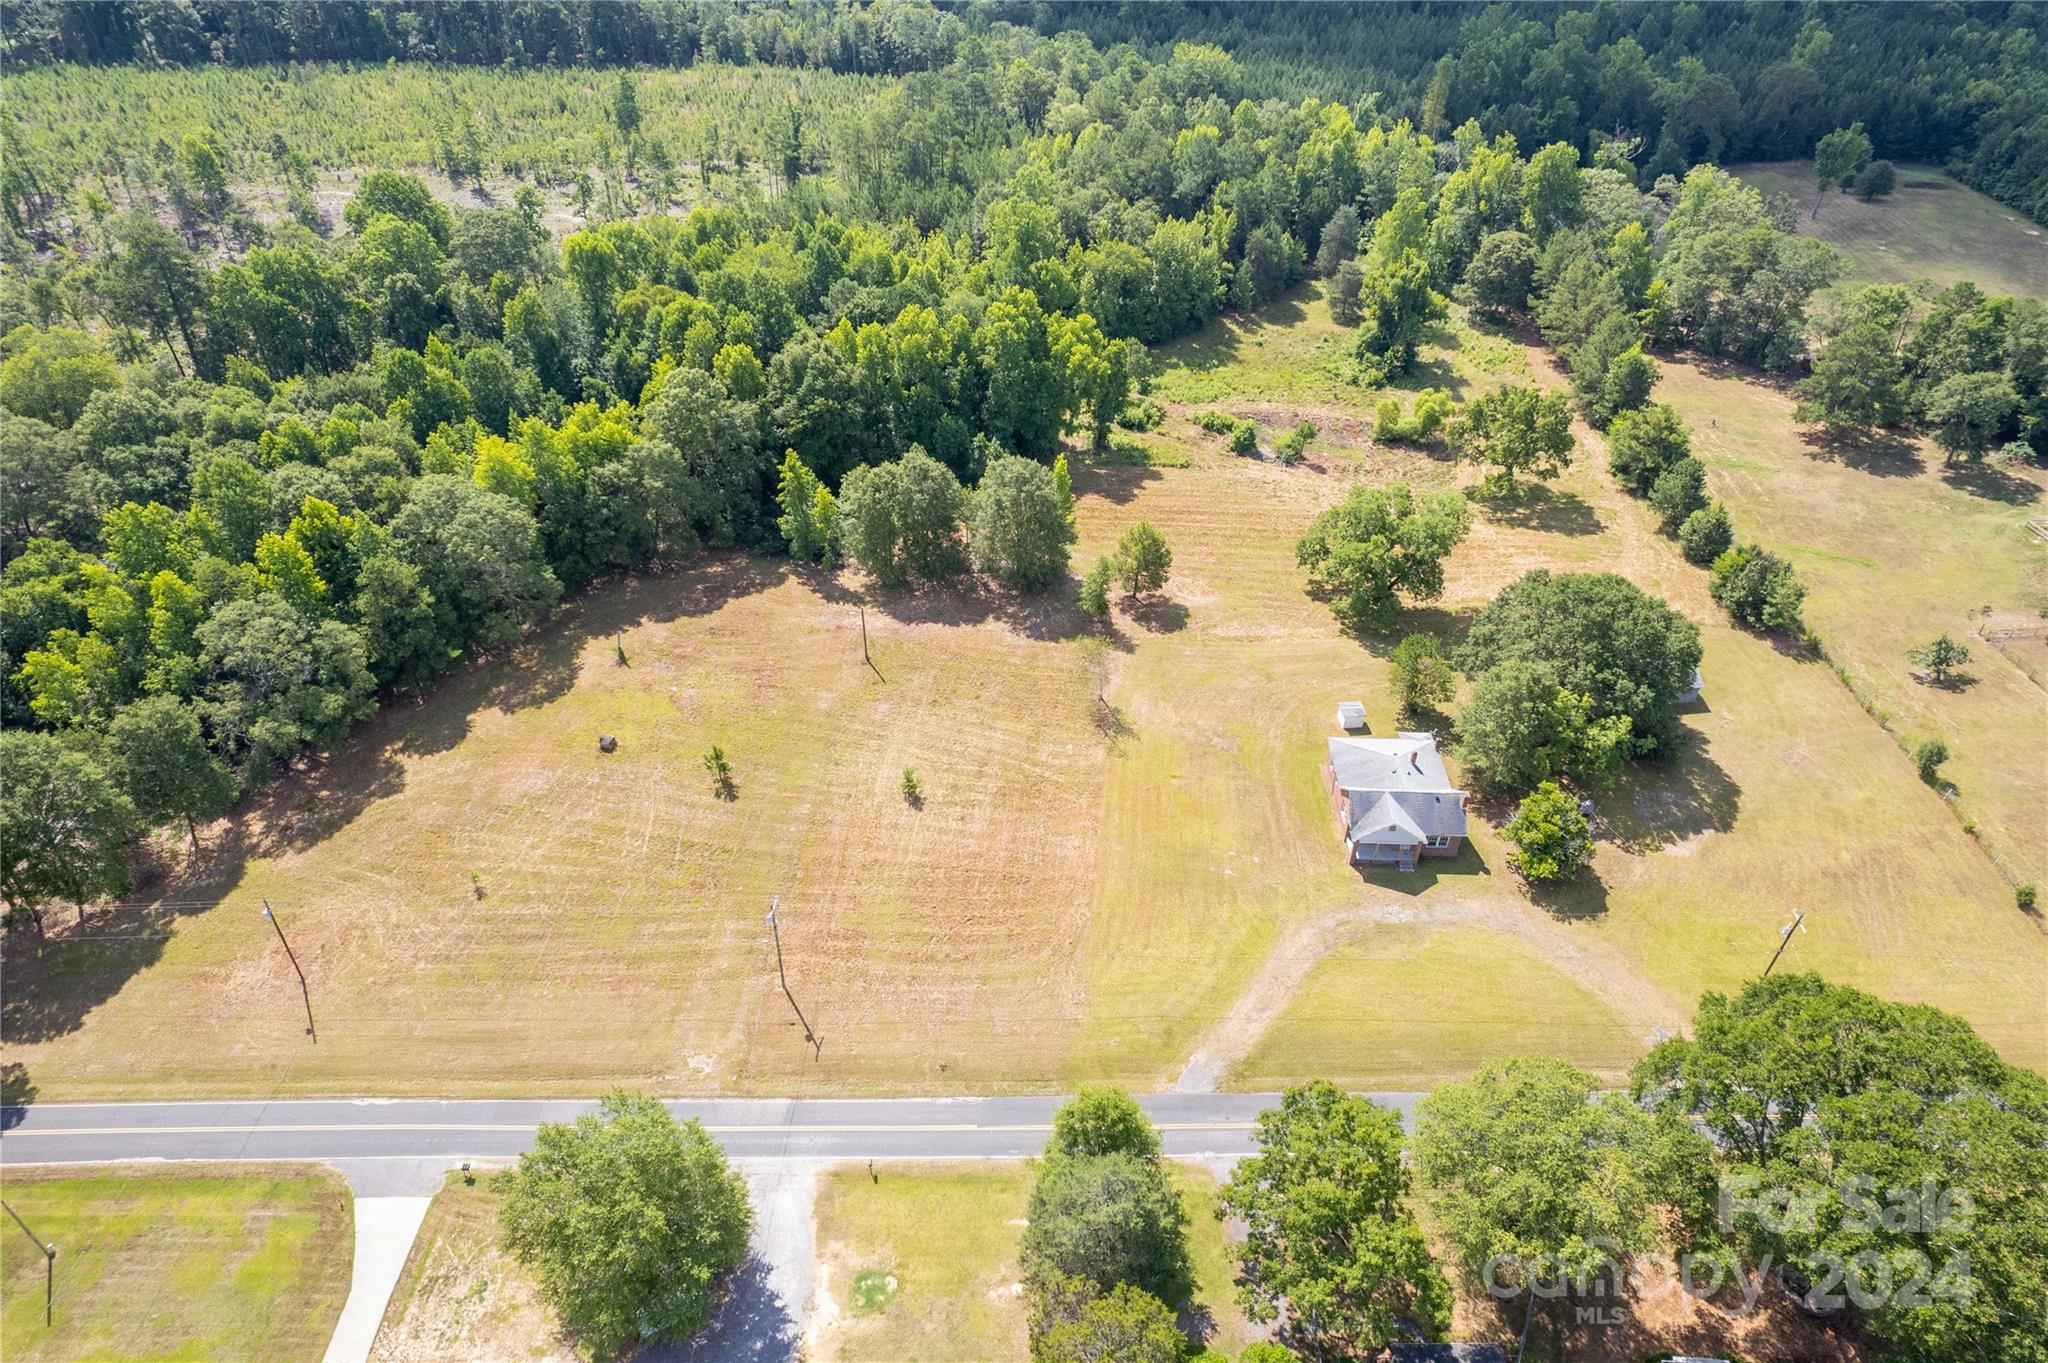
[1336,700,1368,732]
[1677,667,1703,705]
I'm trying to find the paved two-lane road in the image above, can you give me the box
[0,1092,1427,1168]
[0,1093,1429,1362]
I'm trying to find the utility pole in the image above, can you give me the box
[1762,909,1806,977]
[262,900,317,1041]
[4,1199,56,1326]
[766,897,818,1058]
[858,605,869,665]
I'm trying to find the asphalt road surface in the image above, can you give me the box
[0,1092,1427,1168]
[2,1092,1433,1363]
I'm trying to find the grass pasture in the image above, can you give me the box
[4,284,2044,1103]
[0,1164,352,1363]
[1658,356,2048,892]
[811,1160,1260,1363]
[1730,160,2047,300]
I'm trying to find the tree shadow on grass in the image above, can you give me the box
[1126,596,1189,633]
[1939,460,2043,505]
[1469,482,1604,537]
[1,1061,36,1128]
[0,736,409,1046]
[1345,605,1474,659]
[1527,868,1612,921]
[388,557,788,763]
[1593,735,1742,855]
[1071,457,1165,506]
[1799,426,1924,478]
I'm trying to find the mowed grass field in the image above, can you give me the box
[811,1160,1261,1363]
[0,1164,352,1363]
[5,284,2044,1100]
[1659,357,2048,891]
[1731,160,2047,300]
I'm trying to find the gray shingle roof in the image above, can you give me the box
[1329,733,1468,843]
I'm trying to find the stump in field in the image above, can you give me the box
[598,734,618,753]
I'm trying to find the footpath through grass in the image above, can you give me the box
[0,1164,351,1363]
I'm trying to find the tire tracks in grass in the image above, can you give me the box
[1172,895,1690,1093]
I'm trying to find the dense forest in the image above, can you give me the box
[5,1,2045,220]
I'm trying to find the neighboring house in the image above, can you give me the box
[1324,731,1468,871]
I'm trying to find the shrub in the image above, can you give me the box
[1116,397,1164,431]
[2018,884,2038,912]
[1079,555,1112,616]
[900,768,921,803]
[1276,420,1316,464]
[1389,633,1457,714]
[1501,780,1594,882]
[1710,543,1806,633]
[1677,502,1733,565]
[1193,409,1234,435]
[1227,418,1260,455]
[1913,738,1950,784]
[1854,159,1896,200]
[1374,388,1455,446]
[1648,456,1708,530]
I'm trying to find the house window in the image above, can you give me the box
[1425,835,1451,848]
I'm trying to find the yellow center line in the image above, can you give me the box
[6,1120,1256,1138]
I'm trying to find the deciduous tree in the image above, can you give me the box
[1218,1081,1452,1355]
[499,1091,752,1358]
[1296,483,1469,631]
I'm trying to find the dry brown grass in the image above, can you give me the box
[5,287,2042,1101]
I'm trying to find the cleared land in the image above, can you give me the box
[370,1171,580,1363]
[811,1159,1259,1363]
[0,1163,352,1363]
[1731,160,2047,301]
[5,285,2043,1100]
[1659,355,2048,891]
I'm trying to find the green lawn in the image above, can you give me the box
[1232,925,1645,1089]
[0,1164,352,1363]
[811,1160,1260,1363]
